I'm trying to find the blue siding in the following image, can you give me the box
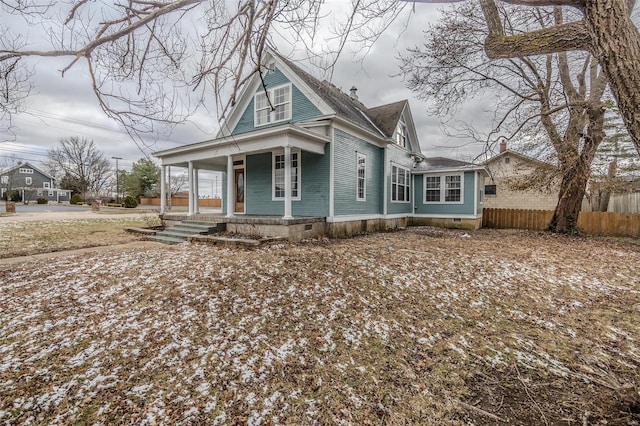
[413,172,477,215]
[386,144,413,215]
[333,129,384,216]
[232,67,322,135]
[245,147,329,216]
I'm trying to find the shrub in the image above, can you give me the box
[123,195,138,208]
[36,197,48,204]
[70,194,83,205]
[3,190,22,202]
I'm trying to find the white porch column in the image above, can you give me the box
[160,165,166,214]
[193,167,200,214]
[283,145,293,220]
[187,161,194,216]
[226,155,234,217]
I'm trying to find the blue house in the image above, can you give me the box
[154,50,486,238]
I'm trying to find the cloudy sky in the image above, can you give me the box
[1,1,494,196]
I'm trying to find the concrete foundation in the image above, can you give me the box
[408,216,482,230]
[160,213,481,241]
[328,217,407,238]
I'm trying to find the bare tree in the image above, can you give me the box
[0,0,406,146]
[45,136,112,200]
[478,0,640,155]
[400,3,607,233]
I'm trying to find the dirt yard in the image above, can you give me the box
[1,227,639,425]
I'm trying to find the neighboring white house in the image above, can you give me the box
[483,142,559,211]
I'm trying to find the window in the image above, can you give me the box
[391,164,410,202]
[484,184,496,195]
[505,157,510,164]
[425,176,441,202]
[395,119,407,148]
[1,176,7,184]
[273,150,300,200]
[19,168,33,174]
[37,190,43,196]
[424,173,464,203]
[43,182,50,189]
[49,191,54,197]
[255,84,291,126]
[356,153,366,201]
[59,191,66,197]
[25,177,32,185]
[479,189,484,204]
[445,175,461,202]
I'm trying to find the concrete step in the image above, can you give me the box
[173,224,215,233]
[148,234,186,245]
[182,220,222,227]
[160,229,198,238]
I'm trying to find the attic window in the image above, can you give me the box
[505,157,510,164]
[255,83,291,127]
[19,168,33,174]
[395,119,407,148]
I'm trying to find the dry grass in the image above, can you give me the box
[0,216,160,258]
[0,227,639,425]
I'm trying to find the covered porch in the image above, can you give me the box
[154,124,330,220]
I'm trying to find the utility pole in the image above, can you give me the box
[112,157,122,203]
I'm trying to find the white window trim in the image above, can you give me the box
[390,163,411,204]
[395,119,407,148]
[43,182,51,189]
[356,152,366,202]
[1,175,8,184]
[254,83,292,128]
[19,168,33,174]
[272,149,301,201]
[479,188,484,204]
[423,173,465,204]
[25,177,32,185]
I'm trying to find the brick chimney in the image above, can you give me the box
[499,140,507,153]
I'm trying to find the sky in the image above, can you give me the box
[0,1,495,196]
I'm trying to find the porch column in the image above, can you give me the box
[226,155,234,217]
[188,161,194,216]
[283,145,293,220]
[160,165,166,214]
[193,167,200,214]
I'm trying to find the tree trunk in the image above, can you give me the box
[597,160,617,212]
[584,0,640,156]
[548,162,590,234]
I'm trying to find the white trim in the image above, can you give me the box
[43,182,50,189]
[423,173,464,205]
[333,119,387,148]
[390,163,411,204]
[226,156,234,217]
[25,177,32,186]
[329,126,335,217]
[254,82,292,127]
[216,51,334,138]
[382,146,388,215]
[413,166,486,175]
[156,124,329,165]
[412,213,482,220]
[356,152,366,202]
[272,148,301,201]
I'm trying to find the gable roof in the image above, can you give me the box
[0,161,55,180]
[413,157,487,174]
[274,54,387,136]
[483,149,557,169]
[367,100,407,138]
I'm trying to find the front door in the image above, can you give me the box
[234,168,245,213]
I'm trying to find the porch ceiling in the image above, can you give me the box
[155,124,330,168]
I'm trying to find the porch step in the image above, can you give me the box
[148,220,226,245]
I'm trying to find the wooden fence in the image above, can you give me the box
[139,197,221,208]
[482,208,640,238]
